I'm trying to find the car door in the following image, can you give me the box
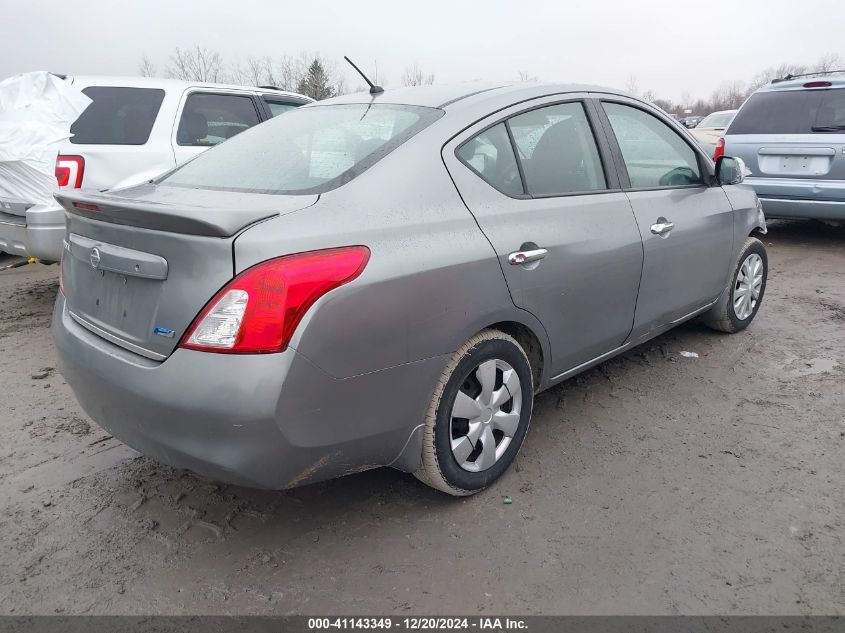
[596,97,735,338]
[171,90,263,165]
[442,96,644,377]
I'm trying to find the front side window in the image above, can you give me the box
[456,123,522,196]
[263,97,302,117]
[70,87,164,145]
[162,104,442,195]
[508,102,606,195]
[603,102,702,188]
[176,93,261,147]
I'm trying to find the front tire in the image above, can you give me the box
[415,330,534,496]
[703,236,767,333]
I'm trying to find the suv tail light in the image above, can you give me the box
[713,137,726,162]
[803,81,832,88]
[180,246,370,354]
[55,155,85,188]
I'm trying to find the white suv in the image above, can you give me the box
[0,75,312,261]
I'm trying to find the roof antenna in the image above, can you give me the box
[344,56,384,95]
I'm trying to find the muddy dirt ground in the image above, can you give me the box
[1,219,843,615]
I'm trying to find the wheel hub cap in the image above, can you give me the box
[449,358,522,473]
[733,253,764,321]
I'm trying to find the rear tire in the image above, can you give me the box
[414,330,534,496]
[703,237,767,333]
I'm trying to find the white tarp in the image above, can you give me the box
[0,71,91,206]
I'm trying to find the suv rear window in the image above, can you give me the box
[729,88,845,134]
[161,104,443,195]
[70,87,165,145]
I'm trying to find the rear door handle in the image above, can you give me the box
[508,248,548,265]
[650,220,675,236]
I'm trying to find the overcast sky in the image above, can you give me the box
[4,0,843,103]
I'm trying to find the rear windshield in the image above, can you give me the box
[728,88,845,134]
[698,112,734,129]
[70,87,165,145]
[160,103,442,195]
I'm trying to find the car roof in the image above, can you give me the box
[318,82,636,111]
[757,74,845,92]
[704,109,737,116]
[66,75,312,101]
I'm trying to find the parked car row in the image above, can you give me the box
[679,115,703,128]
[0,75,312,261]
[50,82,767,495]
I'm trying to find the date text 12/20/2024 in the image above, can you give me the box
[307,618,528,630]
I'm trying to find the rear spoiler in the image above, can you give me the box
[54,190,279,238]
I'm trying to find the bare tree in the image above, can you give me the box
[402,63,435,87]
[625,74,639,96]
[517,70,538,82]
[166,46,224,83]
[139,56,157,78]
[641,89,658,104]
[748,62,808,91]
[813,52,843,73]
[652,97,674,113]
[229,56,269,86]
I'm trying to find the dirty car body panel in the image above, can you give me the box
[53,83,764,489]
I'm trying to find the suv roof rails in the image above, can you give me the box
[772,69,845,84]
[257,85,281,90]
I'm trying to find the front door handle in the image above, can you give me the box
[508,248,548,265]
[650,220,675,236]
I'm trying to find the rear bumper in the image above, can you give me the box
[757,196,845,220]
[52,294,444,488]
[0,203,65,261]
[745,177,845,220]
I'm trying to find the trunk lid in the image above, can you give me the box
[57,184,317,360]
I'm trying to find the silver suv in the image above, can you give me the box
[722,74,845,220]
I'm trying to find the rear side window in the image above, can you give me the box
[603,102,702,188]
[263,97,302,117]
[162,104,443,195]
[509,103,606,195]
[456,123,522,196]
[70,87,164,145]
[729,89,845,134]
[177,93,261,147]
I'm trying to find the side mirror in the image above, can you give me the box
[715,156,749,186]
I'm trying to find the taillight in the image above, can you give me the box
[55,155,85,188]
[803,81,832,88]
[180,246,370,354]
[713,137,726,161]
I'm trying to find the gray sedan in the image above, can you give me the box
[53,83,768,495]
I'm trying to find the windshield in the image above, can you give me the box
[161,103,443,195]
[698,112,735,129]
[728,88,845,134]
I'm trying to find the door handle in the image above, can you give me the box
[508,248,548,265]
[650,220,675,236]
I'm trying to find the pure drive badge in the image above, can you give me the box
[153,327,175,338]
